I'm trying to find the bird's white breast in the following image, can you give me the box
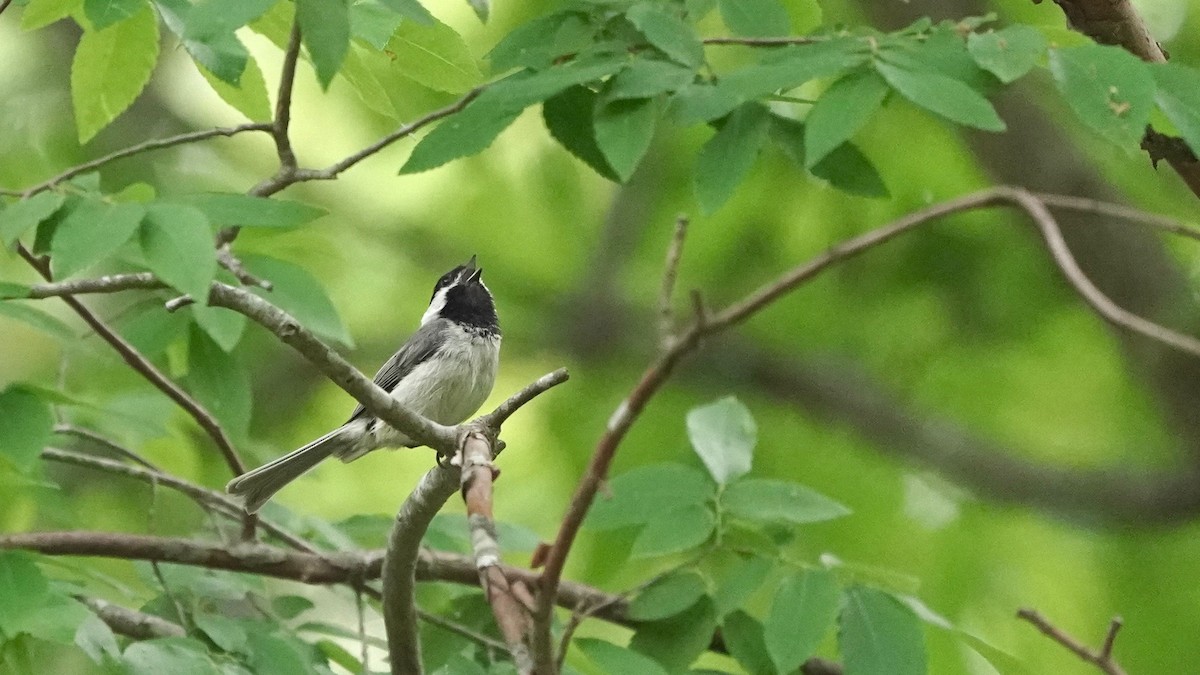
[375,325,500,448]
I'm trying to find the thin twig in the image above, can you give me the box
[658,215,689,349]
[12,124,271,198]
[478,369,570,429]
[272,22,302,172]
[702,35,822,45]
[0,0,13,18]
[53,424,160,470]
[1034,192,1200,242]
[26,272,163,298]
[1017,608,1127,675]
[77,596,186,639]
[218,246,274,289]
[16,246,250,479]
[417,608,508,652]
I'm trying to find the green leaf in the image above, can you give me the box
[722,611,775,675]
[694,103,771,214]
[241,254,353,345]
[586,463,715,529]
[187,326,252,440]
[340,44,400,119]
[21,0,83,30]
[272,595,315,619]
[140,204,217,303]
[608,59,695,100]
[724,478,850,524]
[543,86,620,181]
[686,395,757,485]
[1050,45,1154,147]
[83,0,145,30]
[627,2,704,68]
[401,59,624,173]
[173,193,325,228]
[594,98,658,181]
[0,387,54,472]
[190,304,247,352]
[387,19,483,94]
[19,594,92,645]
[765,569,841,673]
[840,587,927,675]
[486,11,592,73]
[197,55,272,121]
[297,0,351,89]
[377,0,434,24]
[630,598,718,672]
[0,552,50,636]
[628,570,708,621]
[123,637,221,675]
[805,69,888,167]
[717,0,789,37]
[75,613,120,663]
[118,303,191,356]
[71,5,161,142]
[718,38,871,103]
[875,61,1005,131]
[0,192,66,247]
[185,0,280,39]
[576,639,669,675]
[631,504,716,558]
[810,140,889,198]
[50,199,146,278]
[967,25,1046,83]
[194,612,247,653]
[710,552,771,616]
[1152,63,1200,157]
[0,283,31,300]
[349,0,404,50]
[0,302,76,340]
[669,82,742,125]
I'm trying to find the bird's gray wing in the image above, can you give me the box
[345,319,449,423]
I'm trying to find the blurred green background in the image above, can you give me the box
[4,0,1200,672]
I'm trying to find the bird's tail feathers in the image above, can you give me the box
[226,426,357,513]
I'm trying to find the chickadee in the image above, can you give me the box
[227,256,501,513]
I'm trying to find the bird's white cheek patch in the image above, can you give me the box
[421,286,450,325]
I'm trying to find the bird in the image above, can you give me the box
[227,256,501,513]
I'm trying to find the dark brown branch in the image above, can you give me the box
[77,596,186,639]
[460,431,534,673]
[702,35,820,45]
[11,124,271,198]
[17,246,249,479]
[1017,608,1127,675]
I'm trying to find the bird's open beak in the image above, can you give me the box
[463,255,483,282]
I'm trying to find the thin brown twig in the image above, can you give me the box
[1017,608,1127,675]
[16,246,250,479]
[530,185,1200,670]
[0,0,14,18]
[1034,192,1200,242]
[9,124,271,199]
[658,215,689,348]
[702,35,821,46]
[53,424,160,470]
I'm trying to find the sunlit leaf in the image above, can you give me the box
[1049,44,1154,147]
[83,0,145,30]
[197,55,272,121]
[717,0,789,37]
[297,0,351,89]
[967,25,1046,83]
[685,395,757,484]
[577,639,669,675]
[140,203,217,303]
[631,504,716,557]
[608,59,695,101]
[840,586,927,675]
[387,19,483,94]
[710,552,771,616]
[1152,63,1200,157]
[487,11,593,73]
[185,0,279,39]
[805,69,888,168]
[378,0,434,24]
[586,463,715,530]
[629,598,717,672]
[194,612,247,653]
[627,2,704,68]
[724,478,851,524]
[190,304,247,352]
[75,613,120,664]
[876,61,1005,132]
[629,570,708,621]
[187,326,252,440]
[173,193,325,228]
[241,254,354,345]
[71,6,160,142]
[349,0,404,49]
[22,0,82,30]
[50,199,145,278]
[0,302,76,340]
[0,192,66,247]
[765,569,840,673]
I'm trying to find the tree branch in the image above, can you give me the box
[77,596,186,639]
[460,430,534,673]
[1017,608,1127,675]
[532,185,1200,668]
[658,215,689,349]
